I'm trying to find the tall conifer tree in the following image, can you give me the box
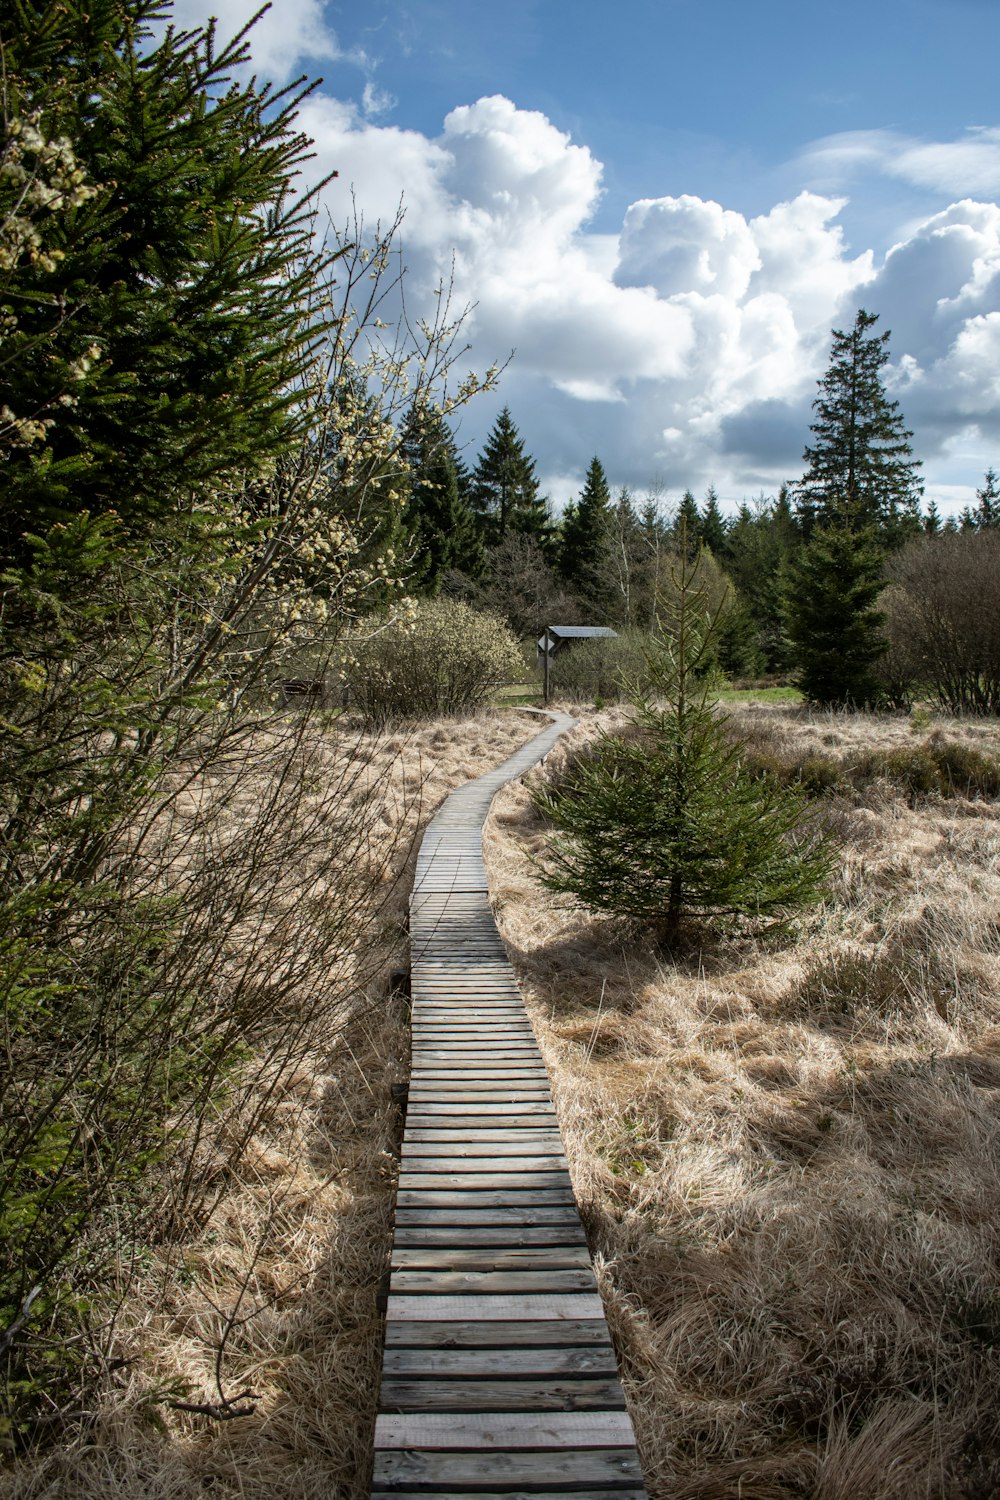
[559,456,613,615]
[674,489,702,556]
[401,404,483,593]
[470,407,553,551]
[795,309,923,541]
[1,0,337,560]
[699,485,727,555]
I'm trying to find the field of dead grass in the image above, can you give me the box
[485,702,1000,1500]
[1,708,538,1500]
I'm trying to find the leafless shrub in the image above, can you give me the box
[885,531,1000,714]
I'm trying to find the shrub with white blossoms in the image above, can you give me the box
[343,598,524,726]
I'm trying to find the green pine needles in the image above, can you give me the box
[534,537,834,944]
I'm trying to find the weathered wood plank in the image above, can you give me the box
[398,1154,568,1172]
[403,1103,557,1118]
[385,1294,606,1322]
[372,1490,646,1499]
[377,1376,626,1412]
[381,1345,619,1377]
[397,1177,573,1196]
[388,1269,597,1294]
[390,1247,592,1269]
[373,1410,636,1448]
[370,1452,641,1488]
[402,1129,562,1143]
[401,1141,564,1156]
[372,1490,644,1500]
[396,1189,576,1208]
[383,1317,612,1348]
[392,1227,587,1248]
[392,1205,582,1226]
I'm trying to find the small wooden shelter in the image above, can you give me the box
[537,625,618,703]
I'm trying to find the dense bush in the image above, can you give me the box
[344,599,523,726]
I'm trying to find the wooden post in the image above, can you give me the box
[542,627,550,705]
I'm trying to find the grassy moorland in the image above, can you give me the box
[6,696,1000,1500]
[1,710,537,1500]
[486,703,1000,1500]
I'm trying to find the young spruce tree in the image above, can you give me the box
[534,530,833,944]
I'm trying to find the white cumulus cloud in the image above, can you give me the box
[295,94,1000,507]
[166,0,346,79]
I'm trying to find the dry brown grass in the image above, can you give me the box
[485,702,1000,1500]
[1,708,538,1500]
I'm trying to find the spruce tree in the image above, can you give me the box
[974,468,1000,529]
[534,542,832,943]
[675,489,702,556]
[559,456,613,614]
[401,404,484,593]
[923,499,943,536]
[470,407,553,551]
[699,485,727,555]
[724,492,799,672]
[785,522,887,705]
[796,309,923,542]
[1,0,336,559]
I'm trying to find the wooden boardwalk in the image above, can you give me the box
[372,710,648,1499]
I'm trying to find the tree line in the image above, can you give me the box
[400,309,999,709]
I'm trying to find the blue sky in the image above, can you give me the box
[176,0,1000,514]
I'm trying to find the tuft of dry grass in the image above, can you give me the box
[485,702,1000,1500]
[1,708,538,1500]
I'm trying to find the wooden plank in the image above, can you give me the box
[402,1104,557,1118]
[372,1490,644,1500]
[383,1318,612,1348]
[401,1136,564,1151]
[388,1269,597,1294]
[398,1176,572,1195]
[374,1410,635,1451]
[399,1155,568,1172]
[370,1446,641,1482]
[406,1090,553,1102]
[381,1345,619,1377]
[372,1490,647,1500]
[390,1247,592,1269]
[395,1189,576,1208]
[411,1048,541,1060]
[411,1071,550,1082]
[392,1227,587,1248]
[385,1294,606,1322]
[392,1206,582,1226]
[377,1377,626,1412]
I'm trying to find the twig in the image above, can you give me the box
[167,1388,261,1421]
[0,1285,43,1360]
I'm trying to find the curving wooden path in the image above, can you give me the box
[372,710,647,1499]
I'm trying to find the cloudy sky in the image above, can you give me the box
[174,0,1000,516]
